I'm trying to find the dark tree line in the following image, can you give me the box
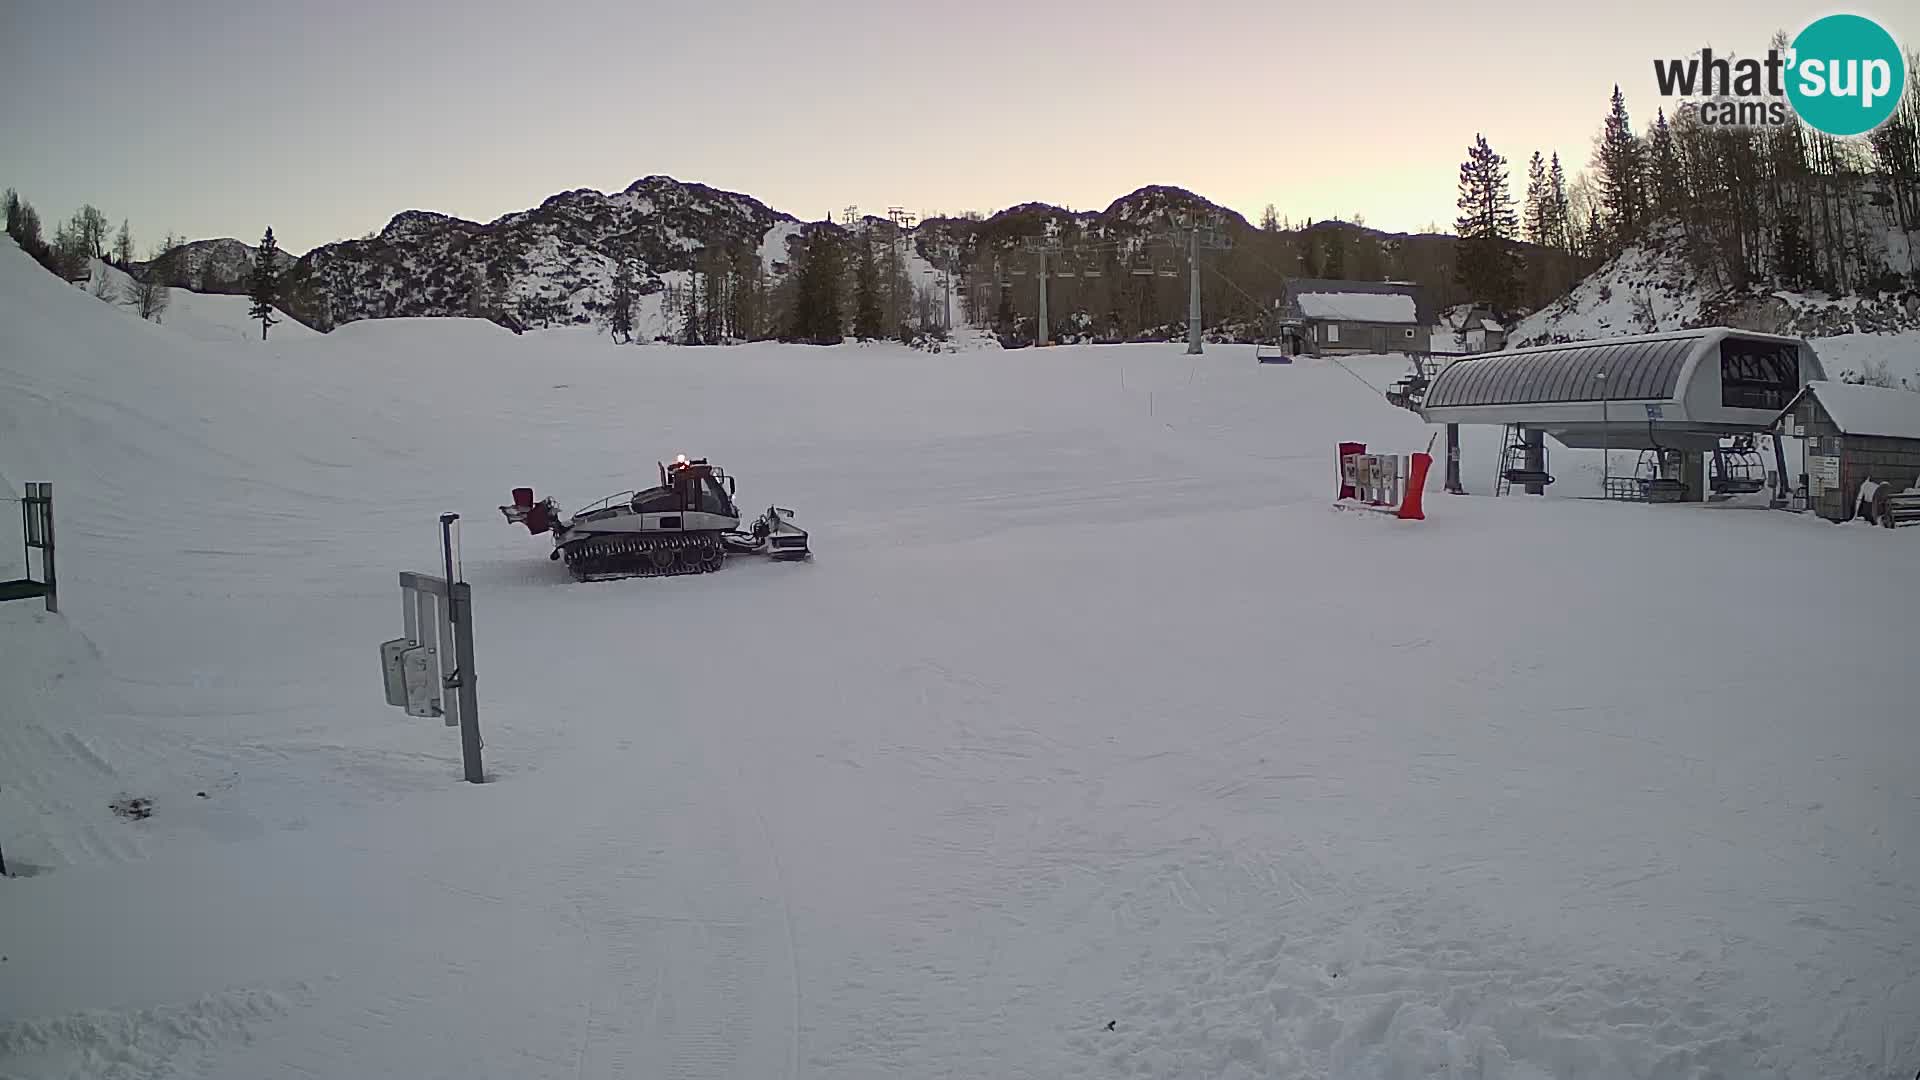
[1444,52,1920,321]
[1585,51,1916,294]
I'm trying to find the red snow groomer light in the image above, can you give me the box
[1335,438,1431,520]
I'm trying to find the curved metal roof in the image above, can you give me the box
[1424,334,1702,408]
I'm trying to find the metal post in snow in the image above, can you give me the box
[1036,248,1048,347]
[451,580,483,783]
[45,483,57,613]
[440,514,457,616]
[1597,371,1610,493]
[1186,225,1203,355]
[439,513,483,783]
[1445,424,1463,494]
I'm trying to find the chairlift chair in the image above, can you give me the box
[1710,435,1767,495]
[1636,448,1689,502]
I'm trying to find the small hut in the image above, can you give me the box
[1773,380,1920,522]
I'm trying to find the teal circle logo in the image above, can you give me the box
[1786,14,1906,136]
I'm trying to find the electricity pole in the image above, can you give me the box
[1162,210,1233,354]
[887,207,915,336]
[1021,225,1066,346]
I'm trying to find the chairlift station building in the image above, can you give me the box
[1417,328,1827,502]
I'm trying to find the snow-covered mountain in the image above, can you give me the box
[279,175,800,333]
[264,178,1286,336]
[135,237,294,294]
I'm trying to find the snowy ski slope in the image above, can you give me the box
[1,239,1917,1078]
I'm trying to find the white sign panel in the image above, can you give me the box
[401,643,441,718]
[1813,456,1840,485]
[380,638,414,707]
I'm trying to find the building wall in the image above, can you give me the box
[1314,320,1424,355]
[1842,434,1920,520]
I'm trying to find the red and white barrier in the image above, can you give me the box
[1335,440,1431,520]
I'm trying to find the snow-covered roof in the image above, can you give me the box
[1789,381,1920,440]
[1294,291,1418,324]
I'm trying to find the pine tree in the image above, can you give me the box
[1547,153,1571,252]
[1523,151,1549,246]
[698,246,726,343]
[1260,204,1280,232]
[608,261,635,342]
[730,247,762,340]
[1321,228,1346,279]
[1773,206,1817,291]
[1647,109,1685,223]
[112,219,134,267]
[809,230,845,344]
[784,225,844,345]
[1,189,18,238]
[1594,85,1647,254]
[1453,133,1522,315]
[1300,225,1321,277]
[785,237,816,342]
[249,227,280,340]
[853,233,883,339]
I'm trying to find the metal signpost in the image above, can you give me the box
[380,513,484,782]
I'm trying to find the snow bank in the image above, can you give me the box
[80,258,315,345]
[1811,329,1920,388]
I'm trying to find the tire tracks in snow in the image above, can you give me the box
[742,763,803,1080]
[549,733,799,1080]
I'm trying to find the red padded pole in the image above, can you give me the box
[1399,453,1432,520]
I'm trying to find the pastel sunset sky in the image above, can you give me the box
[5,0,1915,254]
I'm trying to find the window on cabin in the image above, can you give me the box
[1326,323,1341,344]
[1720,339,1798,410]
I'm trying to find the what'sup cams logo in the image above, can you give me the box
[1654,13,1907,136]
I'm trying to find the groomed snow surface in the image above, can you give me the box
[2,238,1917,1079]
